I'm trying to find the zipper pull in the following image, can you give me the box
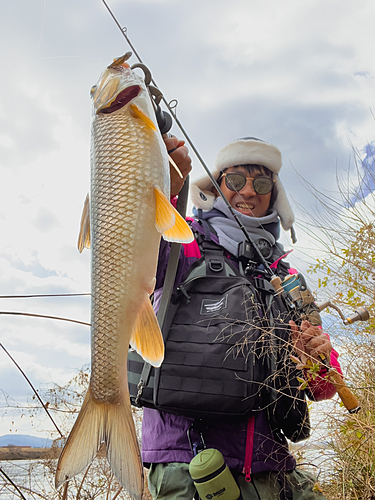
[177,285,191,304]
[242,465,251,482]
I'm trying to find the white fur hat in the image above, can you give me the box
[191,137,295,233]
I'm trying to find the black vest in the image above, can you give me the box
[128,237,310,443]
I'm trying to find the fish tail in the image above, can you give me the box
[55,387,143,500]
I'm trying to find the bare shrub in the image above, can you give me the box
[297,141,375,499]
[1,366,150,500]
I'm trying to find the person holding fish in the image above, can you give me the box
[143,136,340,500]
[55,56,339,500]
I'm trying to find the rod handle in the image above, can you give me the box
[327,368,361,413]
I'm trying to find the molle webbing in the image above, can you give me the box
[128,220,310,441]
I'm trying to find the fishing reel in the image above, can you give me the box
[277,273,370,328]
[271,272,370,414]
[131,62,173,135]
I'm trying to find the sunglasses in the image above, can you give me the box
[221,172,275,195]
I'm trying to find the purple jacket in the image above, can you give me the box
[141,219,340,478]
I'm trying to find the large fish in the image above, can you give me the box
[55,54,193,499]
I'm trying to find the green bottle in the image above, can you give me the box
[189,449,240,500]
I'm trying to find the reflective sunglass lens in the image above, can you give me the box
[253,177,273,195]
[225,174,246,191]
[225,173,273,195]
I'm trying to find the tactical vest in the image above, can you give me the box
[128,235,310,443]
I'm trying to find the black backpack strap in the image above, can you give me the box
[201,239,227,276]
[134,178,190,405]
[196,209,213,241]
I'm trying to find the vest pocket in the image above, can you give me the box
[154,277,267,418]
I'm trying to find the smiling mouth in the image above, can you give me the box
[236,203,255,210]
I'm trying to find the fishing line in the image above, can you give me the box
[0,466,27,500]
[0,343,63,438]
[0,293,90,299]
[0,404,86,414]
[36,0,46,56]
[0,311,90,326]
[101,0,276,278]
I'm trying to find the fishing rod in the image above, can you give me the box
[100,0,276,280]
[101,0,369,413]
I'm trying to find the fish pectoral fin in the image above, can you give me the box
[78,194,91,252]
[154,186,176,232]
[130,103,157,131]
[130,296,164,368]
[154,186,194,243]
[163,209,194,243]
[55,387,144,500]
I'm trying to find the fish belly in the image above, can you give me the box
[90,111,167,403]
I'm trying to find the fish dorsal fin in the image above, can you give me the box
[78,194,91,252]
[130,295,164,368]
[154,186,194,243]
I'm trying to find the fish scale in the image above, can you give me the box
[56,59,193,500]
[90,113,159,401]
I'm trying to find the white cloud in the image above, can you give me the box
[0,0,375,440]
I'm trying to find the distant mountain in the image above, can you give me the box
[0,434,53,448]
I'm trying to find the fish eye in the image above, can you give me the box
[90,85,97,95]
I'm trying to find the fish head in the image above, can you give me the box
[91,55,153,119]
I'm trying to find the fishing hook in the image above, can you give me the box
[148,86,163,106]
[131,63,152,87]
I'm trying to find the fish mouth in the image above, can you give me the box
[98,85,141,114]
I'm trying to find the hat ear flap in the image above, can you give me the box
[190,185,216,211]
[273,176,295,231]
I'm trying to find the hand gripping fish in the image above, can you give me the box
[55,54,193,499]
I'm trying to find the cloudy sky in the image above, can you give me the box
[0,0,374,438]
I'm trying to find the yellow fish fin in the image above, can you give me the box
[130,103,157,131]
[154,186,194,242]
[78,194,91,253]
[154,185,176,233]
[55,387,143,500]
[163,209,194,243]
[130,295,165,368]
